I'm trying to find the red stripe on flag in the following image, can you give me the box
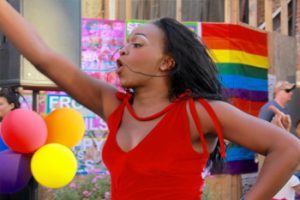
[202,23,267,47]
[229,98,265,117]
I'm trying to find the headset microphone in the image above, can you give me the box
[122,65,168,77]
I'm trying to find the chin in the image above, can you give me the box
[119,80,133,89]
[119,77,139,89]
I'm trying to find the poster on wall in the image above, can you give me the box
[82,19,125,89]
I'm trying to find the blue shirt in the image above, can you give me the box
[259,100,289,122]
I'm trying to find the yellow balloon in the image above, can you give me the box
[31,143,77,188]
[45,108,85,147]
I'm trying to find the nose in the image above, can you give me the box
[119,44,129,56]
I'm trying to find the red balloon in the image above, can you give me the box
[1,109,47,153]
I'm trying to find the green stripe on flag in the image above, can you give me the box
[216,63,267,80]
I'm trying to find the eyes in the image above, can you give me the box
[132,43,143,48]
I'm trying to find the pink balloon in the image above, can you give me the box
[1,109,47,153]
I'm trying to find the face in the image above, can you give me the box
[115,23,172,88]
[276,89,293,102]
[0,97,14,118]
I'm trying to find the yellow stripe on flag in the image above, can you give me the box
[209,50,269,69]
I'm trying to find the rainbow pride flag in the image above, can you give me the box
[202,23,268,116]
[202,23,269,174]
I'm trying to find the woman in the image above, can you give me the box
[0,88,36,200]
[0,1,300,199]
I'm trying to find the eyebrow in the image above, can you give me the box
[128,33,148,41]
[134,33,147,38]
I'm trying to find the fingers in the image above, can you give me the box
[268,106,292,131]
[268,105,284,116]
[271,114,284,129]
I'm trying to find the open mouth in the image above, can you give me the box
[116,59,124,68]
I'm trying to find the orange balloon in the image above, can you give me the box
[44,108,85,148]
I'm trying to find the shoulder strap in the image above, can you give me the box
[115,91,131,101]
[198,98,226,158]
[188,98,209,155]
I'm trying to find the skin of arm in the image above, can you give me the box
[205,101,300,200]
[0,0,120,120]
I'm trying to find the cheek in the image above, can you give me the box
[133,49,162,68]
[0,105,11,117]
[0,106,7,116]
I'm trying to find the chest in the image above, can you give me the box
[115,103,216,154]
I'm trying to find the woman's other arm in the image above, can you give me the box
[208,101,300,200]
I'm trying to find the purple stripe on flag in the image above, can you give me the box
[222,88,268,102]
[222,160,258,174]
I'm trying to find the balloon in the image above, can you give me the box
[0,135,8,152]
[31,143,77,188]
[45,108,85,147]
[1,109,47,153]
[0,150,32,194]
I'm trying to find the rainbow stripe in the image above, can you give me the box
[202,23,268,117]
[202,23,269,174]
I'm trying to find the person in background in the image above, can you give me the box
[257,81,295,173]
[1,1,300,199]
[0,88,20,122]
[259,81,295,128]
[0,87,37,200]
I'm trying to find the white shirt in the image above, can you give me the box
[273,175,300,200]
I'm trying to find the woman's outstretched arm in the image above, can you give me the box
[208,101,300,200]
[0,0,120,120]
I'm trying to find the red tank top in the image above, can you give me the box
[102,91,226,200]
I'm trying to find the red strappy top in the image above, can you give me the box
[102,91,226,200]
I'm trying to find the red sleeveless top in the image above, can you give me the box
[102,91,226,200]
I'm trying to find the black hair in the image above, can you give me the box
[152,17,224,101]
[0,87,21,111]
[152,17,225,173]
[296,120,300,127]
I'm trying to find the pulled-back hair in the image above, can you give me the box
[0,87,21,109]
[152,17,224,101]
[153,17,225,173]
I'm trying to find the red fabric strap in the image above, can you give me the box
[188,98,209,155]
[198,98,226,158]
[124,90,191,121]
[125,101,177,121]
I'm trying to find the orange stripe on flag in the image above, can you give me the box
[202,36,268,57]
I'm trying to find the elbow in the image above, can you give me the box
[283,137,300,166]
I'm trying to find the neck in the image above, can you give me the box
[274,97,287,108]
[132,80,171,107]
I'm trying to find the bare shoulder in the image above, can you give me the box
[190,100,233,135]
